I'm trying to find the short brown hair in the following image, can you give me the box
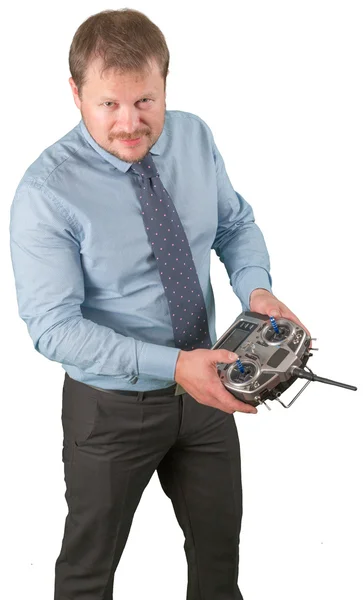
[69,8,170,98]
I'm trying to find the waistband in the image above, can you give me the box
[87,382,178,397]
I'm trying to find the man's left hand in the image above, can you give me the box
[249,288,311,341]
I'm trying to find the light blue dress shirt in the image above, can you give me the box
[9,110,273,390]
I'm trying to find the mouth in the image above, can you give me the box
[119,137,142,146]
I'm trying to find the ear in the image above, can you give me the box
[69,77,81,109]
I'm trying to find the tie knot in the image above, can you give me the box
[130,153,159,179]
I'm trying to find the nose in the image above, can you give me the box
[116,106,141,136]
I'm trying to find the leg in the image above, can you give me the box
[54,375,180,600]
[157,393,244,600]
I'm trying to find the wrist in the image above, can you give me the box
[249,288,273,303]
[174,349,187,378]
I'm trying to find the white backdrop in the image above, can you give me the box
[2,1,362,599]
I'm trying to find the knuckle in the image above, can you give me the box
[205,383,218,396]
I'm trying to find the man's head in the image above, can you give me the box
[68,9,169,163]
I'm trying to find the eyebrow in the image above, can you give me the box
[99,92,157,101]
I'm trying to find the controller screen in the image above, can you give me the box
[222,321,257,353]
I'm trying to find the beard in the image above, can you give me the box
[80,110,165,164]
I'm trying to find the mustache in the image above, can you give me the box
[110,131,149,141]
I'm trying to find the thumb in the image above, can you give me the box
[269,308,282,319]
[210,349,239,364]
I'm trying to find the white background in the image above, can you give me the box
[2,1,362,599]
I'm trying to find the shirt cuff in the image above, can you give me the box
[136,341,181,381]
[235,267,273,310]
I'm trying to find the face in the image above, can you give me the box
[69,56,166,163]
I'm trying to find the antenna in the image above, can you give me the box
[291,366,357,391]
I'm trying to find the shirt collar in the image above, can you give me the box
[79,116,167,173]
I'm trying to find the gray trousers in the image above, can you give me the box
[54,373,244,599]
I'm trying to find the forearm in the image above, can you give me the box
[209,130,273,310]
[212,192,272,309]
[9,183,180,383]
[34,313,180,381]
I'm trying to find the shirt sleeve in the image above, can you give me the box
[9,181,180,382]
[210,135,273,310]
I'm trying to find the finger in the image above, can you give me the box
[232,401,258,414]
[209,349,239,365]
[213,398,258,414]
[203,370,258,413]
[269,307,283,319]
[275,307,311,337]
[211,384,258,414]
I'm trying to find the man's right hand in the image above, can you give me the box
[174,349,258,414]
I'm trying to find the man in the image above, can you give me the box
[9,8,309,600]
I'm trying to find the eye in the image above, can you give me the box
[103,102,115,108]
[138,98,152,104]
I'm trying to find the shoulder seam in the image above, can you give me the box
[168,110,206,125]
[20,178,82,234]
[41,143,84,186]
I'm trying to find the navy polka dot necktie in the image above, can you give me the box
[130,153,212,351]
